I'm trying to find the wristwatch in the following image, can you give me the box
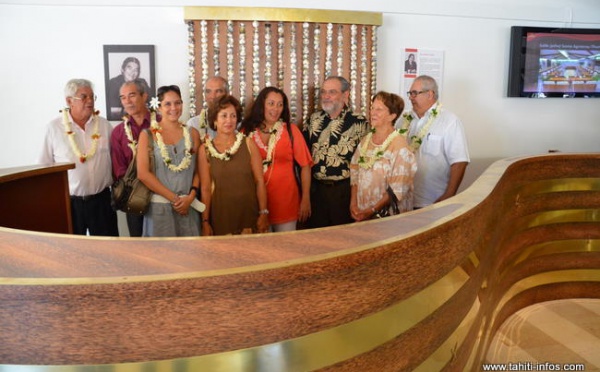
[258,209,269,215]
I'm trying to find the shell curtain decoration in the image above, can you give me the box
[185,7,381,126]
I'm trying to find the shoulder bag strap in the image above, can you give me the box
[144,128,155,171]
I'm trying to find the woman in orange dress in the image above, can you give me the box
[240,87,313,232]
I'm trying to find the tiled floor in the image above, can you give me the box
[486,299,600,371]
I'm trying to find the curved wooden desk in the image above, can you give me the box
[0,154,599,371]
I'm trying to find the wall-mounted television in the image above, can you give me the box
[507,26,600,98]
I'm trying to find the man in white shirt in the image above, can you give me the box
[39,78,118,236]
[186,76,228,140]
[398,75,470,208]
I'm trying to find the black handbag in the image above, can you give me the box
[373,186,400,218]
[111,129,154,215]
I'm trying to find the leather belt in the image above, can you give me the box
[70,187,110,202]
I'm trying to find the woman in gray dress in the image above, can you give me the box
[137,85,202,237]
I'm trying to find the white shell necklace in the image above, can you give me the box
[61,107,100,163]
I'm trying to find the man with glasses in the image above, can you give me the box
[39,78,118,236]
[187,76,229,140]
[303,76,369,228]
[399,75,469,209]
[109,79,151,236]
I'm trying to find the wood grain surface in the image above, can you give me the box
[0,153,599,371]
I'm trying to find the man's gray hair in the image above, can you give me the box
[415,75,439,100]
[121,79,147,96]
[325,76,351,93]
[206,76,229,93]
[64,78,93,98]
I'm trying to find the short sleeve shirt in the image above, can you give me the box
[303,108,369,181]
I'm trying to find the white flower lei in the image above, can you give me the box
[150,111,192,173]
[196,109,212,142]
[205,132,245,161]
[123,112,156,155]
[62,107,100,163]
[253,120,283,173]
[122,115,137,155]
[198,109,208,129]
[357,129,401,169]
[399,103,442,152]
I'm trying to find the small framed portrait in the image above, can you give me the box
[103,45,155,121]
[404,52,417,75]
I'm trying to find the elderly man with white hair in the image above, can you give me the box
[399,75,470,209]
[39,78,118,236]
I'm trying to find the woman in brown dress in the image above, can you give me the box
[198,95,269,235]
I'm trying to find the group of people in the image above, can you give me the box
[39,74,469,238]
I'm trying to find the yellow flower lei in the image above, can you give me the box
[357,129,401,169]
[399,103,442,152]
[205,132,245,161]
[150,113,193,173]
[61,107,100,163]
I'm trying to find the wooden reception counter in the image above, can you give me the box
[0,163,73,234]
[0,153,599,371]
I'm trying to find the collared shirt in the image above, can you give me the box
[401,104,470,207]
[39,113,114,197]
[110,112,151,180]
[303,108,369,181]
[187,109,216,140]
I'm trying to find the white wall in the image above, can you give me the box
[1,1,599,174]
[0,4,189,168]
[377,2,600,162]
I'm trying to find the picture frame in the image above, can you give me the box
[103,45,156,121]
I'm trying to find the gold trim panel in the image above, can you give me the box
[0,265,470,372]
[495,269,600,321]
[515,178,600,196]
[183,7,383,26]
[519,209,600,230]
[514,239,600,265]
[414,299,481,371]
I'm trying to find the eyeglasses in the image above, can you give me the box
[71,94,97,102]
[406,90,429,98]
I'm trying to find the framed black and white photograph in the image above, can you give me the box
[103,45,155,121]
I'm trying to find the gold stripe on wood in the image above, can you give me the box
[494,269,600,319]
[515,177,600,196]
[518,209,600,230]
[184,7,383,26]
[0,263,471,372]
[514,239,600,265]
[414,299,481,371]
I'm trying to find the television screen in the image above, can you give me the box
[507,26,600,98]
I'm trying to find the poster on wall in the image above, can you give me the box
[402,48,444,106]
[103,45,156,121]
